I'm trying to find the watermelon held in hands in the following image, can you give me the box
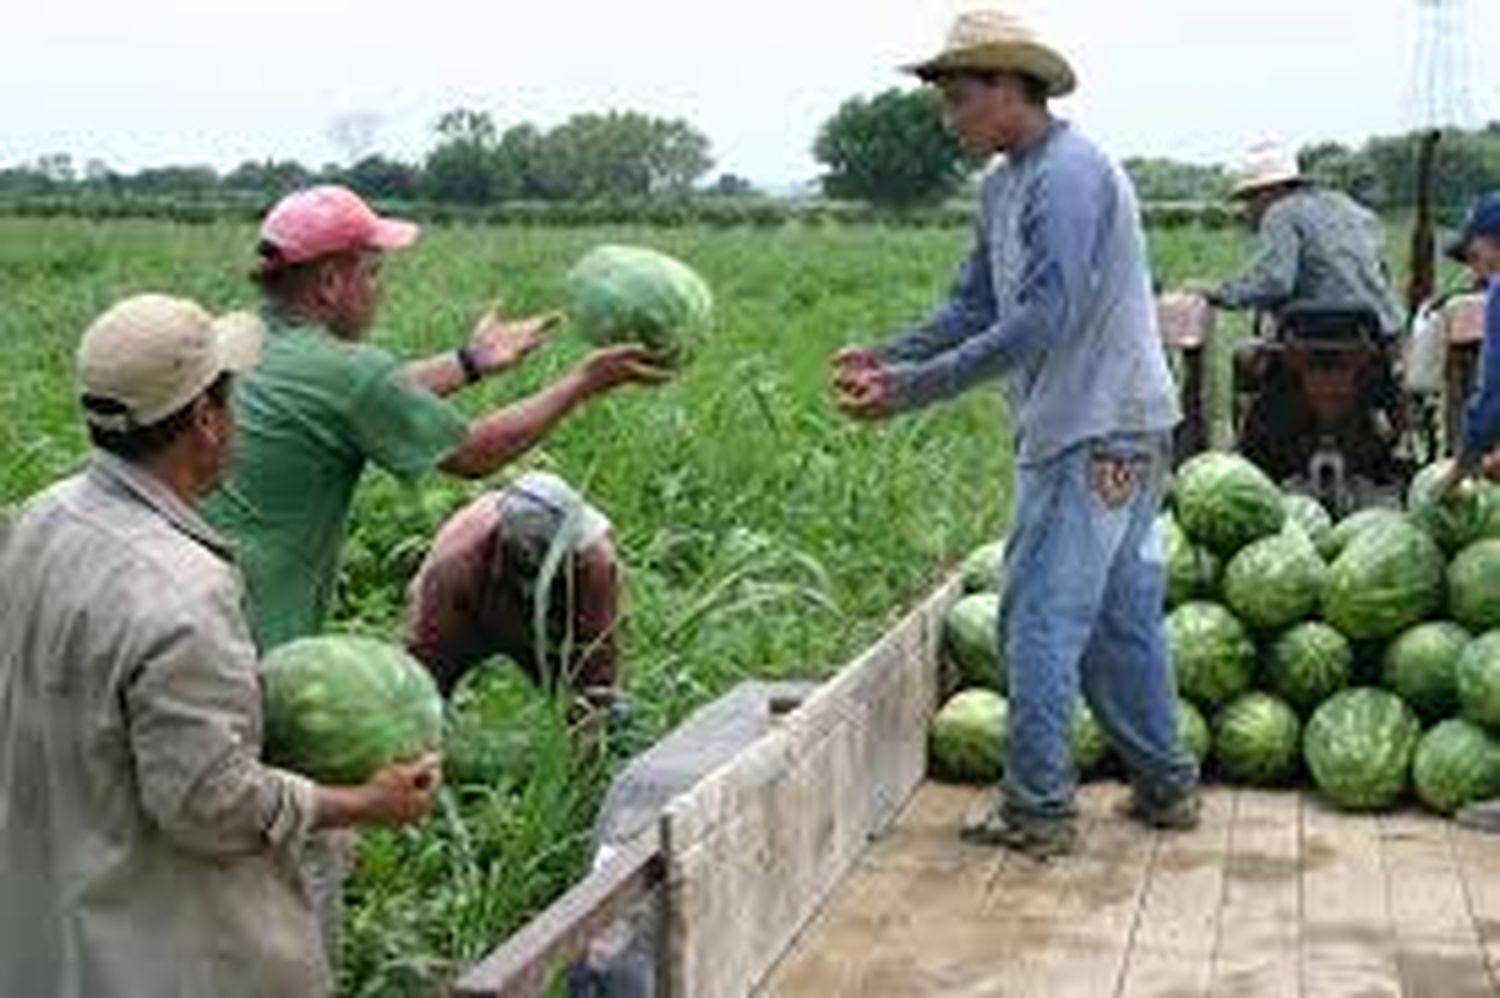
[1457,631,1500,730]
[1412,719,1500,815]
[1382,621,1471,724]
[1448,540,1500,633]
[1173,452,1286,556]
[941,594,1004,691]
[566,244,714,367]
[1222,527,1325,633]
[1168,601,1256,710]
[1304,688,1421,812]
[1213,692,1302,786]
[1321,517,1445,642]
[1265,621,1353,717]
[261,635,444,786]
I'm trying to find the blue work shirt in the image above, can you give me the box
[875,120,1179,466]
[1461,278,1500,466]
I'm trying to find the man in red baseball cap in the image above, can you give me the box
[202,186,668,963]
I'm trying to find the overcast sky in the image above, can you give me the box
[2,0,1496,185]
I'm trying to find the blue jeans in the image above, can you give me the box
[1000,432,1197,821]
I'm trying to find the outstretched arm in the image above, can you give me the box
[439,345,671,480]
[879,160,1109,412]
[403,311,562,398]
[1212,211,1300,312]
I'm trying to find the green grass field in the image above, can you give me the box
[0,217,1254,995]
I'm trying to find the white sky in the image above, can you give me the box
[1,0,1497,186]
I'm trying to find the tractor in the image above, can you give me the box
[1159,135,1488,517]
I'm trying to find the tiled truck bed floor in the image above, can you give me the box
[758,782,1500,998]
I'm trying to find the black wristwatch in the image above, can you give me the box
[456,345,483,384]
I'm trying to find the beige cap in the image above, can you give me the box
[78,294,263,431]
[1230,140,1306,199]
[905,9,1077,98]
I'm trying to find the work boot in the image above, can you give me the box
[961,805,1079,861]
[1456,798,1500,834]
[1117,785,1201,831]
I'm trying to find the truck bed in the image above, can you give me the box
[760,782,1500,998]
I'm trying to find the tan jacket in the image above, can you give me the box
[0,453,329,998]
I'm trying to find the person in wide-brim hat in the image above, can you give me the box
[836,10,1199,861]
[904,8,1076,97]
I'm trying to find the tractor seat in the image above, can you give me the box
[1275,301,1386,344]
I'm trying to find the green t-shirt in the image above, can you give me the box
[203,311,468,651]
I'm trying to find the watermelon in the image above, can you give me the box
[1325,507,1406,561]
[929,690,1007,783]
[1412,719,1500,815]
[941,594,1004,691]
[1322,517,1445,641]
[1177,698,1211,765]
[1284,493,1336,559]
[261,635,444,786]
[1223,527,1325,632]
[1304,688,1421,811]
[1449,540,1500,633]
[1479,483,1500,539]
[1265,621,1353,716]
[1163,513,1221,609]
[1073,704,1112,778]
[566,244,713,366]
[1173,452,1286,556]
[1213,693,1302,786]
[960,540,1006,594]
[1457,631,1500,730]
[1168,601,1256,709]
[1408,460,1485,554]
[1382,622,1471,724]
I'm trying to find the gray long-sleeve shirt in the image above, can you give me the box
[0,452,327,998]
[877,120,1179,466]
[1213,186,1402,334]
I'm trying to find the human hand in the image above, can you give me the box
[355,754,441,827]
[578,344,675,394]
[467,310,561,376]
[835,363,898,422]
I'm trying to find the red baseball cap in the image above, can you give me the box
[259,185,420,266]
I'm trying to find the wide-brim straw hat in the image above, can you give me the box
[1230,141,1307,200]
[904,9,1077,98]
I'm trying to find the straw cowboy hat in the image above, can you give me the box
[1230,141,1308,199]
[905,9,1077,98]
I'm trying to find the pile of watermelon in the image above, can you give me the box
[930,453,1500,818]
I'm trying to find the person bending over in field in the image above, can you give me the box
[833,10,1198,860]
[0,295,438,997]
[200,185,669,958]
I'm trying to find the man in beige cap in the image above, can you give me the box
[835,9,1197,859]
[0,294,440,997]
[1207,141,1402,475]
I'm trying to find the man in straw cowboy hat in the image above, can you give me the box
[835,9,1199,858]
[0,295,440,997]
[1205,141,1403,476]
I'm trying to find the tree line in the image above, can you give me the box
[4,92,1499,216]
